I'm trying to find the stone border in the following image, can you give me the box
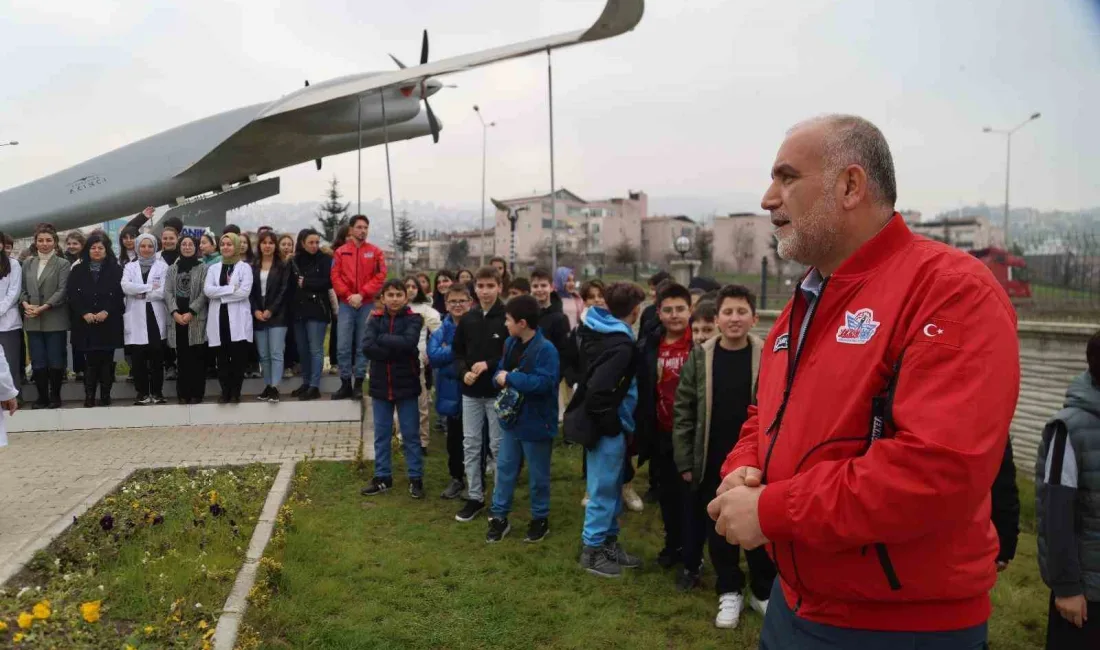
[213,460,296,650]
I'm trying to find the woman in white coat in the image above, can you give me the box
[205,233,254,404]
[121,233,169,405]
[0,238,22,406]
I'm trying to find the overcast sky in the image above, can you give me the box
[1,0,1098,220]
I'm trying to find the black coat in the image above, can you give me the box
[564,322,638,446]
[362,306,423,401]
[452,299,509,398]
[292,251,333,323]
[634,324,666,465]
[249,260,291,329]
[67,260,125,351]
[991,438,1020,563]
[538,293,571,359]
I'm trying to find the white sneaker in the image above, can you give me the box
[715,592,743,629]
[749,594,768,617]
[622,485,644,512]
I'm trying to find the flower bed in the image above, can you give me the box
[0,463,278,649]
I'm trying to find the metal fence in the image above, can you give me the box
[1014,229,1100,319]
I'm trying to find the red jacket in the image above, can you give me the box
[330,240,387,305]
[721,215,1019,632]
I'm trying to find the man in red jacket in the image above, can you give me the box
[330,214,387,399]
[707,114,1020,649]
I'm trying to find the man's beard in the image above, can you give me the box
[775,191,840,266]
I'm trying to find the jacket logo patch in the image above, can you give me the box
[773,333,789,352]
[365,252,374,258]
[920,318,961,348]
[836,308,880,345]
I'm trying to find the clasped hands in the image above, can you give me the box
[705,466,770,550]
[463,361,489,386]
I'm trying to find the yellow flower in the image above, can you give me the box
[0,620,7,631]
[80,600,102,623]
[125,645,137,650]
[209,490,218,505]
[17,611,33,629]
[197,619,208,629]
[131,500,141,510]
[144,625,155,635]
[32,599,51,619]
[13,632,24,643]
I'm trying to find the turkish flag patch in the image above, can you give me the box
[918,318,961,348]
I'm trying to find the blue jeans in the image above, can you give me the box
[582,432,626,548]
[27,331,66,370]
[294,320,328,388]
[761,578,988,649]
[336,303,367,380]
[491,430,553,520]
[255,326,287,387]
[372,397,423,480]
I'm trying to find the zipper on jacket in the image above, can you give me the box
[760,278,828,483]
[387,313,395,401]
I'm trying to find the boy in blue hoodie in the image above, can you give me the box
[428,285,472,500]
[486,295,560,543]
[566,282,647,578]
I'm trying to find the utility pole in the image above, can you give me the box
[983,112,1041,249]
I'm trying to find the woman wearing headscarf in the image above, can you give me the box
[205,233,254,403]
[66,233,124,407]
[164,234,208,404]
[0,232,22,406]
[199,232,221,266]
[21,223,71,409]
[121,233,170,405]
[290,229,332,401]
[553,266,584,331]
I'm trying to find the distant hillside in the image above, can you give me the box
[933,204,1100,239]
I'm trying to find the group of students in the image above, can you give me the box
[353,256,780,630]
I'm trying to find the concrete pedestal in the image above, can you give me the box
[669,259,701,286]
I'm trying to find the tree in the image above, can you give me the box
[445,239,470,270]
[695,229,714,272]
[610,240,640,266]
[395,211,417,269]
[316,176,349,243]
[732,223,756,274]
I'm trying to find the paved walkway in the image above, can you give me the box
[0,422,363,581]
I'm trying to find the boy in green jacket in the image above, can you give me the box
[672,284,776,630]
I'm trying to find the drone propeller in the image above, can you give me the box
[390,30,440,143]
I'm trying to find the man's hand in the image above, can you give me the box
[708,486,769,549]
[262,310,272,320]
[463,372,478,386]
[83,313,96,324]
[349,294,363,309]
[471,362,488,375]
[716,465,763,495]
[495,371,508,388]
[1,397,18,415]
[996,560,1009,573]
[1055,594,1088,628]
[95,311,108,322]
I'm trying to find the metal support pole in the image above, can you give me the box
[381,92,401,276]
[761,256,769,311]
[480,125,488,266]
[547,49,557,272]
[357,96,362,214]
[1003,135,1012,250]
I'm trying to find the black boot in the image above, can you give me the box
[332,379,353,400]
[98,360,112,406]
[47,368,63,409]
[83,372,97,408]
[352,378,364,400]
[31,370,48,409]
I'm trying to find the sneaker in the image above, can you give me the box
[134,395,152,406]
[165,367,178,380]
[676,567,701,592]
[486,517,510,543]
[267,387,280,403]
[622,485,644,512]
[715,592,744,629]
[152,395,167,405]
[580,545,621,578]
[455,499,485,523]
[523,518,549,543]
[332,380,353,400]
[440,479,465,500]
[290,384,307,398]
[749,594,768,617]
[257,386,272,401]
[581,493,590,507]
[360,477,393,496]
[408,479,424,499]
[656,546,682,569]
[606,537,643,569]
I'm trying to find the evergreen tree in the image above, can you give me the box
[395,210,417,261]
[316,177,350,243]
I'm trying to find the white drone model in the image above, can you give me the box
[0,0,643,236]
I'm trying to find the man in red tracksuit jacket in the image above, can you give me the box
[707,114,1020,649]
[330,214,387,399]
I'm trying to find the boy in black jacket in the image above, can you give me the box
[569,282,647,579]
[452,266,509,523]
[360,279,425,499]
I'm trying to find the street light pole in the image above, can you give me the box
[473,106,495,267]
[983,112,1040,250]
[547,49,557,273]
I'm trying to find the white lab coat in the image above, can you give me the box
[0,260,22,333]
[121,260,169,345]
[0,324,18,448]
[204,261,254,347]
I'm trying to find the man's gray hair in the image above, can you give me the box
[793,114,897,208]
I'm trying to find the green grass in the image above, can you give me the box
[241,445,1048,650]
[0,464,278,648]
